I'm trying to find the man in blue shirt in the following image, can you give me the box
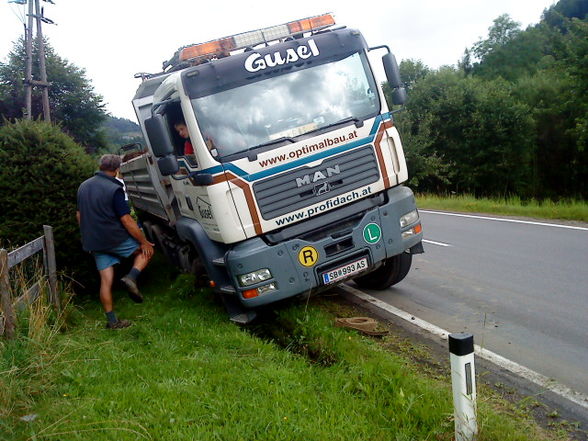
[77,154,154,329]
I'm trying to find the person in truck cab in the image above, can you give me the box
[173,120,194,155]
[76,154,155,329]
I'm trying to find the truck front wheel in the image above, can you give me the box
[353,252,412,290]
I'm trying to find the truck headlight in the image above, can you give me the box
[238,268,272,287]
[399,209,419,227]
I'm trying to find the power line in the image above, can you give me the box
[8,1,27,24]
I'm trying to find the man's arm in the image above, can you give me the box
[120,214,154,257]
[76,211,80,225]
[112,187,154,257]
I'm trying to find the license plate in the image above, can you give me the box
[322,257,368,285]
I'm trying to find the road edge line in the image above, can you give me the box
[339,284,588,411]
[422,239,452,247]
[419,210,588,231]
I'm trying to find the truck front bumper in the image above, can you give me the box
[226,185,423,307]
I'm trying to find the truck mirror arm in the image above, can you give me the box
[368,44,391,54]
[171,171,214,186]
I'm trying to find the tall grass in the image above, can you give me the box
[416,193,588,222]
[0,262,74,430]
[0,264,567,441]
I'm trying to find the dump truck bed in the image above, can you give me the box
[121,152,176,225]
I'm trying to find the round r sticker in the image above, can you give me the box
[298,246,319,267]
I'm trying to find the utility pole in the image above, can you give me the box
[24,0,34,119]
[34,0,50,122]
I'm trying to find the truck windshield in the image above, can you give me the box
[191,52,379,159]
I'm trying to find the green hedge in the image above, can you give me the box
[0,119,97,288]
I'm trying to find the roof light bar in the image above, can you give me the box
[178,13,335,64]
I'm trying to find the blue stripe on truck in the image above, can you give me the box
[179,115,389,182]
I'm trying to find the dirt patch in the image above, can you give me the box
[245,304,339,367]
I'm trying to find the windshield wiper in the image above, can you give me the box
[246,137,296,160]
[322,116,364,130]
[239,117,363,161]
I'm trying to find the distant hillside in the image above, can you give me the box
[102,115,143,152]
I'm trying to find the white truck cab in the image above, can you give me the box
[122,14,423,323]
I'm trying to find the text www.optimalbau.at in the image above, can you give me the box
[258,129,358,168]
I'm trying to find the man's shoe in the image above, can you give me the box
[121,276,144,303]
[106,319,132,329]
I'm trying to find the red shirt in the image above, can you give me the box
[184,140,194,155]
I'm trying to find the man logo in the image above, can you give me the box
[295,165,340,188]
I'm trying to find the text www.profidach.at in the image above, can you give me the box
[274,186,372,226]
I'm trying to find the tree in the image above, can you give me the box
[472,25,551,81]
[398,59,430,90]
[389,68,535,197]
[458,49,473,75]
[0,38,108,153]
[472,14,522,62]
[389,0,588,200]
[543,0,588,30]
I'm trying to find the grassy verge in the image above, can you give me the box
[0,263,572,441]
[416,194,588,222]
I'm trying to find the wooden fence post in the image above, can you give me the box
[43,225,59,313]
[0,249,16,339]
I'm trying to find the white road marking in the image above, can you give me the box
[423,239,452,247]
[420,210,588,231]
[340,284,588,411]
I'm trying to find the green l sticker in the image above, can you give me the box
[363,223,382,244]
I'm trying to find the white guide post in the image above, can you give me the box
[449,333,477,441]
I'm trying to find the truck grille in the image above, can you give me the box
[253,145,380,220]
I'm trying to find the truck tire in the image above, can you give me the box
[141,220,154,243]
[353,252,412,290]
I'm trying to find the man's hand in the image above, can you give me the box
[140,240,155,258]
[120,214,155,258]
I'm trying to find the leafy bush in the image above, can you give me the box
[393,68,535,197]
[0,119,97,289]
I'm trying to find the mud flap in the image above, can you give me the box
[220,293,257,324]
[409,241,424,254]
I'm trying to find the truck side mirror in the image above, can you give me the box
[145,114,175,157]
[157,154,179,176]
[383,53,407,106]
[392,87,407,106]
[382,53,402,89]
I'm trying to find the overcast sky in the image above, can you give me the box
[1,0,556,121]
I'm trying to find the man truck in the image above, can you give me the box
[121,14,424,323]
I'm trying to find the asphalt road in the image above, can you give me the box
[358,210,588,396]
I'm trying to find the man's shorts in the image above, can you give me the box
[93,237,140,271]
